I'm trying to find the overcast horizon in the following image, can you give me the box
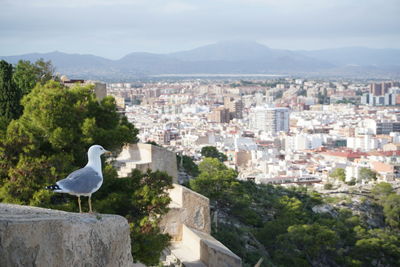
[1,0,399,59]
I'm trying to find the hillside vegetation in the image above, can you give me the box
[189,158,400,267]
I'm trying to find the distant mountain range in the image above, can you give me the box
[2,41,400,81]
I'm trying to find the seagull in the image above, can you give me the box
[47,145,111,213]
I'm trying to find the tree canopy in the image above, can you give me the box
[200,146,227,162]
[189,163,400,266]
[13,59,55,95]
[190,157,238,206]
[359,167,377,181]
[0,81,138,203]
[0,60,22,123]
[0,78,172,265]
[372,182,394,201]
[329,168,346,182]
[176,154,199,177]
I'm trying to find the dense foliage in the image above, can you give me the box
[0,66,172,265]
[330,167,346,182]
[200,146,227,162]
[13,59,55,95]
[189,159,400,266]
[0,81,138,204]
[0,60,22,123]
[176,154,199,177]
[359,167,377,181]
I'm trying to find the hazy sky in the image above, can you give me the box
[1,0,399,59]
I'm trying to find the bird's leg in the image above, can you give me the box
[88,195,93,213]
[78,196,82,213]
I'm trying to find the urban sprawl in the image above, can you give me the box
[99,78,400,190]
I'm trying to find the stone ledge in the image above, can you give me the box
[162,184,211,237]
[184,225,242,267]
[0,204,134,267]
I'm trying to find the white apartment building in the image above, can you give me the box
[347,135,378,151]
[285,134,323,151]
[249,106,289,134]
[364,119,400,135]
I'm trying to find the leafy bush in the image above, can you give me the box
[329,168,346,182]
[324,183,333,190]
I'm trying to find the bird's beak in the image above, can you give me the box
[104,150,112,155]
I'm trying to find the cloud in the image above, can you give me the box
[159,1,197,14]
[2,0,146,8]
[0,0,399,58]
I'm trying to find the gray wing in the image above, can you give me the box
[57,167,102,194]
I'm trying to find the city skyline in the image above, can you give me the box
[1,0,399,59]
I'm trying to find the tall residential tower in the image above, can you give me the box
[250,106,290,134]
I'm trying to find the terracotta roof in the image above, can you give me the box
[368,151,400,157]
[321,150,367,159]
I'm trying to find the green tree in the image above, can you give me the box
[0,80,138,203]
[190,157,238,207]
[176,154,199,177]
[275,224,339,266]
[371,182,394,203]
[383,194,400,229]
[330,168,346,182]
[256,195,307,251]
[13,59,55,96]
[0,60,22,123]
[200,146,227,162]
[353,227,400,266]
[359,167,377,181]
[324,183,333,190]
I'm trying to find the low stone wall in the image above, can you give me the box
[160,185,242,266]
[115,143,178,182]
[0,204,134,267]
[160,184,211,240]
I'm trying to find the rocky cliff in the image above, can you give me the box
[0,204,134,267]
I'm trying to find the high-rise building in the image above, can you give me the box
[365,119,400,135]
[208,107,230,123]
[370,81,400,96]
[383,82,391,95]
[224,96,243,119]
[370,83,382,96]
[250,107,290,134]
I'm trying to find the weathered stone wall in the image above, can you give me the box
[181,185,211,234]
[0,204,134,267]
[150,144,178,182]
[160,184,211,241]
[115,143,178,182]
[160,185,242,266]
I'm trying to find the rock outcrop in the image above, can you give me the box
[0,204,134,267]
